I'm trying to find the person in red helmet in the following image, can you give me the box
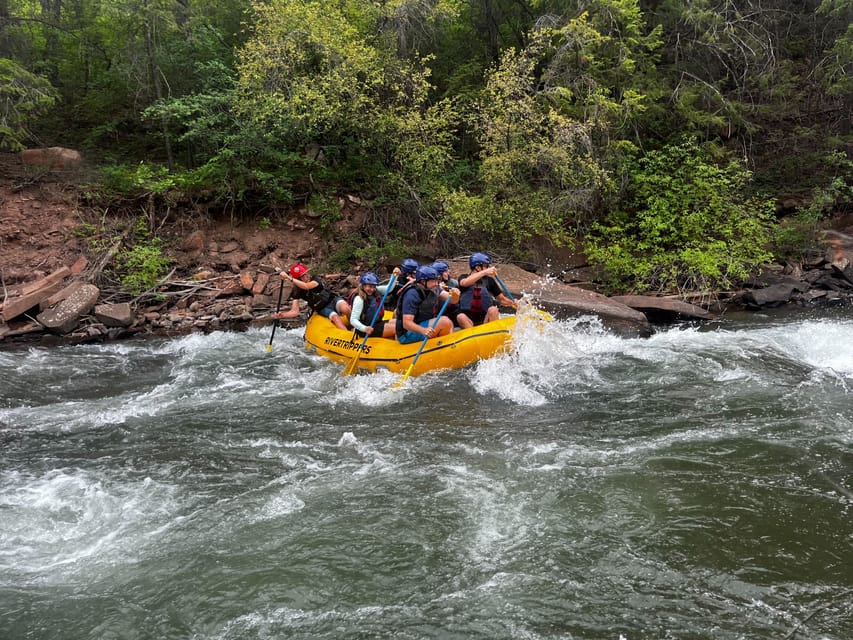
[275,263,351,330]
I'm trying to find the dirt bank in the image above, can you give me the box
[0,152,356,346]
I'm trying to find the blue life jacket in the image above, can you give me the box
[458,274,497,314]
[350,291,384,329]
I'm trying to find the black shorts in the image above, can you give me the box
[462,310,488,326]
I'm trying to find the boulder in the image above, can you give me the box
[94,303,134,328]
[19,147,83,171]
[536,286,652,337]
[743,283,798,307]
[36,284,100,334]
[610,295,711,321]
[40,280,86,310]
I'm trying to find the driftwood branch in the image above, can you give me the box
[84,236,125,284]
[127,267,178,305]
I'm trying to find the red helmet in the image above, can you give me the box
[289,263,309,279]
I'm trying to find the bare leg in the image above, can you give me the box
[434,316,454,336]
[456,313,474,329]
[336,300,352,317]
[329,312,348,330]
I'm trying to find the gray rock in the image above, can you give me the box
[610,295,711,320]
[94,302,134,327]
[36,284,100,334]
[743,283,797,307]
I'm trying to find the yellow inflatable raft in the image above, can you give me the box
[303,313,516,376]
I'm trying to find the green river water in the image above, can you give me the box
[1,308,851,639]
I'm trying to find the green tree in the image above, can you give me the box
[0,57,57,150]
[439,1,661,250]
[1,0,251,159]
[236,0,460,218]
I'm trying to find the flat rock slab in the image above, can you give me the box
[610,295,711,320]
[37,284,100,334]
[535,286,652,337]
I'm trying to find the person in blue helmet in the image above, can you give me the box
[431,260,462,327]
[456,252,517,327]
[431,261,459,289]
[396,265,454,344]
[383,258,419,310]
[348,272,396,339]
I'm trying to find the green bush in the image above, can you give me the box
[586,138,775,294]
[116,218,173,294]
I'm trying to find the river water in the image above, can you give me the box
[1,308,851,640]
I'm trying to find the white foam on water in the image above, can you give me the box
[433,463,532,570]
[626,318,853,382]
[0,381,179,432]
[465,312,622,404]
[327,368,411,407]
[0,468,179,584]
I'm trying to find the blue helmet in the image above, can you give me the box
[469,252,491,269]
[359,272,379,285]
[400,258,419,274]
[415,266,439,282]
[431,261,449,274]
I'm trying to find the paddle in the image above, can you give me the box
[393,294,450,389]
[342,274,397,376]
[266,277,286,352]
[493,272,516,304]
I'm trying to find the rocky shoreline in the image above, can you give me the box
[2,226,853,349]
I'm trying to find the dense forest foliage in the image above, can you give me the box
[2,0,852,293]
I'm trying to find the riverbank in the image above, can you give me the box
[2,153,853,349]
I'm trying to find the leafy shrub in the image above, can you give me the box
[116,217,173,294]
[308,193,342,235]
[586,138,775,294]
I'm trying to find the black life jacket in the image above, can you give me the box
[395,284,438,337]
[384,277,412,309]
[293,276,335,312]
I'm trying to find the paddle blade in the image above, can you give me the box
[393,364,415,389]
[266,343,272,353]
[342,354,360,376]
[535,309,554,322]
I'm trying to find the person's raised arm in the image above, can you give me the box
[458,266,496,288]
[283,273,318,291]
